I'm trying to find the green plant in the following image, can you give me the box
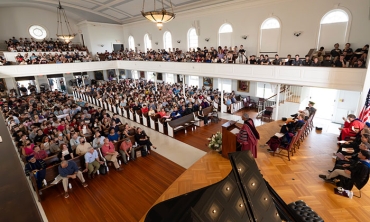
[207,132,222,150]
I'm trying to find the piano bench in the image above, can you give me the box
[288,200,323,222]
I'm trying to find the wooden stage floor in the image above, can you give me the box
[172,117,370,222]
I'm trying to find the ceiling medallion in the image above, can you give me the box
[141,0,176,30]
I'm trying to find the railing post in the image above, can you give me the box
[274,84,281,120]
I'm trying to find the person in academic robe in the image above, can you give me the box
[237,113,260,158]
[339,114,364,141]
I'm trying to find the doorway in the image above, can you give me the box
[309,87,337,120]
[47,74,66,92]
[113,44,124,53]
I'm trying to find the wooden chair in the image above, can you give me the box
[261,107,273,122]
[274,135,296,161]
[243,96,256,109]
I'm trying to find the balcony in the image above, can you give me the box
[0,61,366,91]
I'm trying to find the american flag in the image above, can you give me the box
[359,88,370,122]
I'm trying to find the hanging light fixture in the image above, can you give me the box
[141,0,175,30]
[56,1,76,43]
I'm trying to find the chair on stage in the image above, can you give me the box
[261,107,273,122]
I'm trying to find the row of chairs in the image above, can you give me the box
[274,113,315,161]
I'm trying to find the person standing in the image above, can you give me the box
[237,113,260,158]
[58,160,88,198]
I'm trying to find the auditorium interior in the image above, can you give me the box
[1,0,370,221]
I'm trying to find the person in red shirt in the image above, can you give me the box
[101,138,121,170]
[33,145,48,160]
[339,114,364,140]
[43,122,54,135]
[57,120,66,132]
[141,104,149,114]
[119,138,135,164]
[158,108,166,118]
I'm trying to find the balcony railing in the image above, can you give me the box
[0,60,366,91]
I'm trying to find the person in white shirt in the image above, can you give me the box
[69,132,81,150]
[92,132,105,149]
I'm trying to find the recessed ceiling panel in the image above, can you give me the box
[114,0,162,17]
[101,9,127,20]
[63,0,98,9]
[171,0,201,7]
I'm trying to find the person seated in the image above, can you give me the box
[197,106,209,125]
[110,121,120,133]
[119,137,135,164]
[148,107,156,116]
[101,138,122,171]
[107,128,119,142]
[330,43,342,60]
[272,54,282,65]
[75,137,90,156]
[184,103,194,116]
[83,147,103,179]
[93,131,105,149]
[310,56,321,66]
[112,114,122,125]
[334,54,347,67]
[319,150,370,186]
[332,142,370,171]
[24,155,46,191]
[283,54,292,66]
[58,160,88,198]
[22,140,35,157]
[291,54,302,66]
[281,114,305,133]
[134,127,157,153]
[261,54,270,65]
[351,44,368,66]
[170,106,181,120]
[141,104,149,114]
[33,145,48,160]
[339,114,364,141]
[321,55,333,67]
[353,59,366,68]
[58,144,74,161]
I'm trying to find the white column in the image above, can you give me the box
[274,84,281,120]
[115,69,119,83]
[182,75,185,96]
[220,78,224,113]
[155,75,157,91]
[81,74,85,86]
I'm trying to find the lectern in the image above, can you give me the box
[221,120,240,159]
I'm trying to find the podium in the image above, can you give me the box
[221,120,241,159]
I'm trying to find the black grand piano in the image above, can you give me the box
[144,151,323,222]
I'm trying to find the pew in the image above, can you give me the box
[30,155,86,201]
[194,106,213,126]
[142,112,150,127]
[150,114,161,131]
[167,114,195,137]
[135,110,143,124]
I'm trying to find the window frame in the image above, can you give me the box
[258,16,282,54]
[187,28,198,51]
[128,36,135,51]
[163,31,173,51]
[144,34,152,52]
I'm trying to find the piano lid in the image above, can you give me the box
[144,151,283,222]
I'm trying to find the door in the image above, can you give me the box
[309,87,337,120]
[331,90,361,123]
[113,44,124,53]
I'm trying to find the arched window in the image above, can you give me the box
[163,31,172,51]
[144,34,152,52]
[189,76,199,88]
[218,23,233,46]
[128,36,135,51]
[318,9,350,50]
[188,28,198,51]
[259,17,281,53]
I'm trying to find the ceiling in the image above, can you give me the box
[0,0,252,24]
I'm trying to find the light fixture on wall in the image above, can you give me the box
[138,43,141,46]
[294,31,302,37]
[241,35,248,40]
[56,1,76,43]
[141,0,176,31]
[177,40,181,43]
[100,44,104,47]
[205,38,210,42]
[155,42,158,45]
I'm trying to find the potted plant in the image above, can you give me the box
[207,132,222,152]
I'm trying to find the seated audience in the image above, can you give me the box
[58,160,88,198]
[84,147,103,179]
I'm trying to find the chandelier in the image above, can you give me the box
[141,0,175,30]
[56,1,76,43]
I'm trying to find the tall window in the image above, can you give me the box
[128,36,135,51]
[147,71,155,81]
[144,34,152,52]
[218,23,233,47]
[166,73,174,84]
[132,70,138,79]
[188,28,198,51]
[163,31,172,51]
[256,82,275,98]
[318,9,349,50]
[189,76,199,88]
[260,18,281,53]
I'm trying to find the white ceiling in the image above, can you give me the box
[0,0,253,24]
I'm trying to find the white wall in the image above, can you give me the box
[123,0,370,56]
[78,22,124,55]
[0,7,80,44]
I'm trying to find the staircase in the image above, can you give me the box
[257,85,302,119]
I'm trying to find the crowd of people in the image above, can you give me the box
[1,37,367,68]
[318,114,370,191]
[1,78,246,198]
